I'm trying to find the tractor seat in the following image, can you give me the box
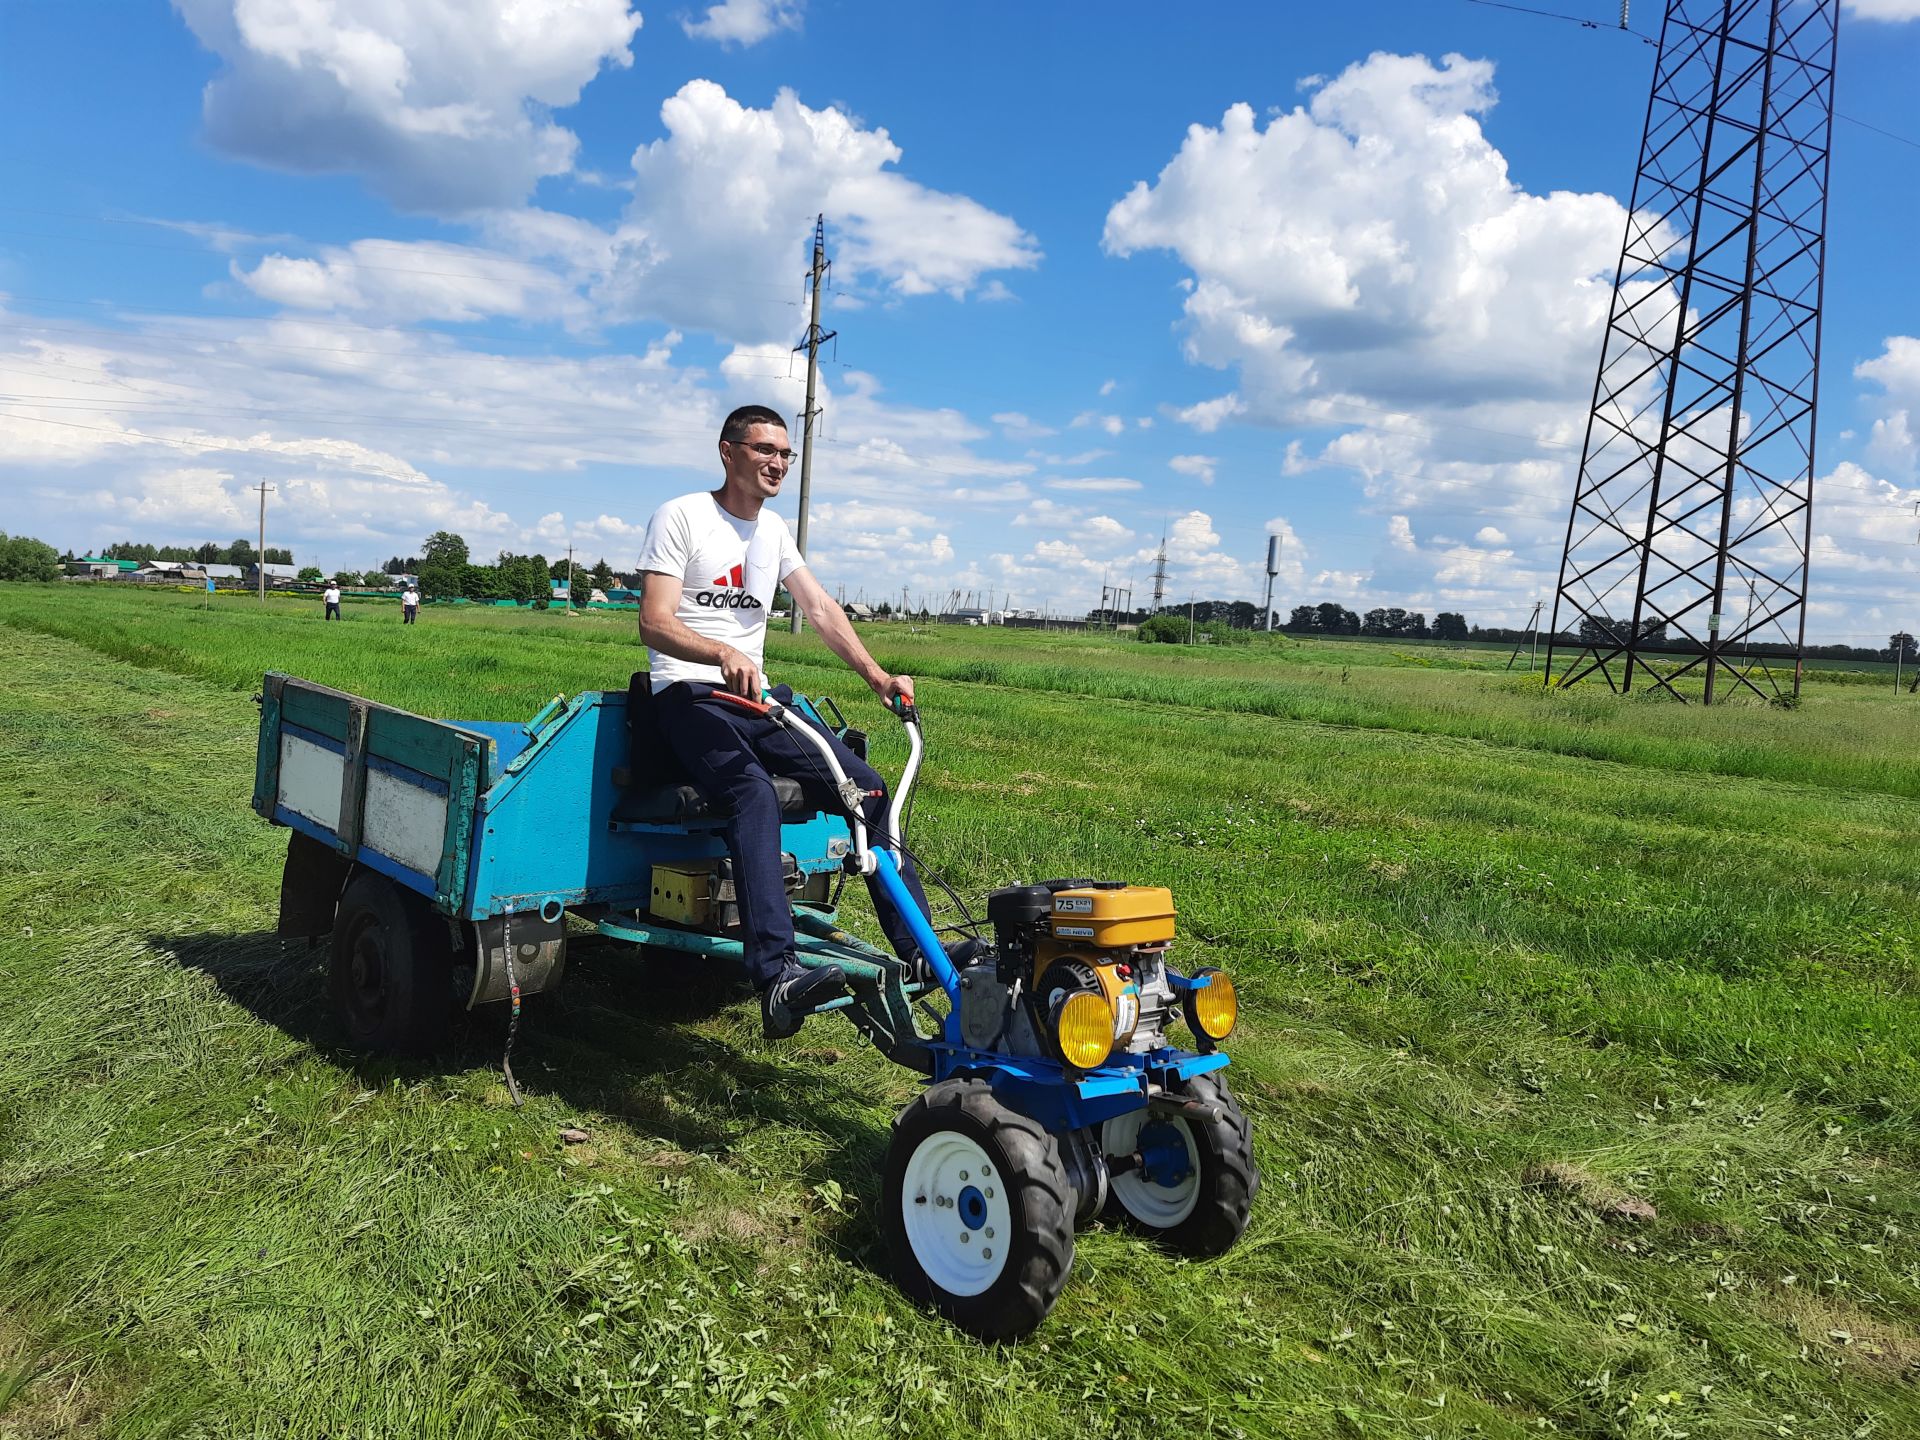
[609,766,813,825]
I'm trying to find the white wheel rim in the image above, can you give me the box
[900,1129,1013,1297]
[1102,1111,1202,1228]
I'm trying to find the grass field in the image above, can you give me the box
[2,583,1918,1439]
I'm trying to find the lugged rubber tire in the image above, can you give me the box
[884,1077,1076,1341]
[329,870,455,1056]
[1102,1071,1259,1257]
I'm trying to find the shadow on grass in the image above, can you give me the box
[151,927,902,1274]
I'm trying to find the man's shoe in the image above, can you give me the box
[762,961,847,1039]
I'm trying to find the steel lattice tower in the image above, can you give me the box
[1547,0,1839,703]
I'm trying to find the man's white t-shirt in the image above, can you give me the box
[637,492,805,692]
[323,586,341,604]
[403,588,419,607]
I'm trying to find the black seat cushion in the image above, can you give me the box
[611,776,811,825]
[617,674,816,824]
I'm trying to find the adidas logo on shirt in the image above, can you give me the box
[696,562,762,608]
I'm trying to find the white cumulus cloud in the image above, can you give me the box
[602,81,1041,344]
[1845,0,1920,20]
[1169,454,1216,487]
[1105,51,1626,415]
[682,0,804,45]
[175,0,642,212]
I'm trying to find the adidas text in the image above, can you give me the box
[694,592,764,609]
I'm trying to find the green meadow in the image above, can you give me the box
[2,583,1917,1439]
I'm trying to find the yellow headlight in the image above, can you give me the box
[1057,990,1117,1069]
[1188,968,1237,1041]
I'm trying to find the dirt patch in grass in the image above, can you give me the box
[678,1201,802,1253]
[0,1332,112,1440]
[1764,1292,1920,1382]
[1523,1159,1657,1224]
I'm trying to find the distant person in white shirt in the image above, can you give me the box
[636,404,932,1036]
[323,582,341,621]
[402,585,420,624]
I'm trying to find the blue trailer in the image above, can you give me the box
[252,672,1257,1338]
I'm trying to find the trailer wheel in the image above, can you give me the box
[329,870,454,1056]
[1101,1072,1258,1257]
[884,1077,1075,1341]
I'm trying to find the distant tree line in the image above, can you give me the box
[1284,602,1469,640]
[1088,599,1279,629]
[89,539,294,565]
[411,531,618,605]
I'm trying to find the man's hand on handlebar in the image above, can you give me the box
[876,673,918,720]
[718,645,762,699]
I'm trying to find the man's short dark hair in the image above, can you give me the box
[720,405,789,444]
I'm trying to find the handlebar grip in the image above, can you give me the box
[712,689,774,716]
[889,695,920,724]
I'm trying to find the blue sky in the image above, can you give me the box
[2,0,1918,640]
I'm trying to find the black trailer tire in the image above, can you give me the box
[1101,1071,1258,1257]
[329,870,455,1056]
[884,1077,1075,1342]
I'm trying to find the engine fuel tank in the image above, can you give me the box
[1046,884,1175,947]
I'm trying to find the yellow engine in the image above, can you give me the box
[967,877,1232,1068]
[1033,884,1175,1054]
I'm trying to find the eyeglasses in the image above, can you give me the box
[731,441,796,463]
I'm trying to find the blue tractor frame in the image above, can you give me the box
[253,672,1251,1337]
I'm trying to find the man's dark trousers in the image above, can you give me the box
[651,681,934,989]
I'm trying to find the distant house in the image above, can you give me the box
[385,571,417,588]
[245,562,301,590]
[135,560,191,582]
[72,557,138,578]
[845,601,875,621]
[550,577,571,600]
[202,563,243,583]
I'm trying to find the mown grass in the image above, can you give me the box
[9,586,1919,799]
[2,583,1918,1439]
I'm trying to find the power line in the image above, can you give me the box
[1461,0,1920,153]
[1465,0,1652,41]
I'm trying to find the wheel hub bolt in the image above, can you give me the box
[960,1232,969,1243]
[982,1248,992,1259]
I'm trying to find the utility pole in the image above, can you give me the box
[566,543,575,613]
[1187,593,1196,645]
[1263,533,1281,633]
[790,214,836,635]
[1507,600,1544,672]
[1151,531,1169,613]
[253,480,274,603]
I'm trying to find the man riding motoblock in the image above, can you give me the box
[637,404,936,1036]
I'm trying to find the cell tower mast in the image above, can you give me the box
[1546,0,1839,703]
